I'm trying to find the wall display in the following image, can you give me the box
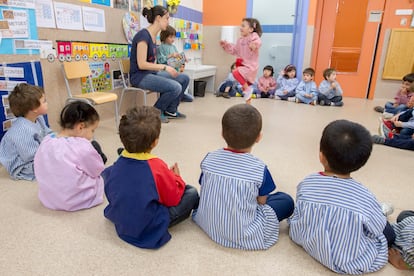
[122,11,139,43]
[82,6,105,32]
[0,61,46,140]
[34,0,56,28]
[81,61,112,93]
[53,2,83,30]
[0,6,39,54]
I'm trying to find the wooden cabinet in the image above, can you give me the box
[382,28,414,80]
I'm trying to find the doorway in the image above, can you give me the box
[312,0,386,98]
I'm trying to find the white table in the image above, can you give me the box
[183,65,217,96]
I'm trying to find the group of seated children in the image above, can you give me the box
[372,73,414,151]
[0,84,411,273]
[217,64,344,106]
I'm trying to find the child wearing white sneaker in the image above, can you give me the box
[295,67,318,105]
[220,18,262,104]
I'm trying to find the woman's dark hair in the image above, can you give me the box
[243,18,262,37]
[283,64,297,79]
[263,65,274,77]
[59,101,99,129]
[142,5,168,24]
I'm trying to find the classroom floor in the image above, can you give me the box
[0,93,412,276]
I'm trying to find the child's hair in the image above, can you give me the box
[283,64,297,79]
[59,101,99,129]
[320,120,372,175]
[403,73,414,83]
[222,104,262,150]
[230,62,236,71]
[409,82,414,93]
[119,106,161,153]
[160,25,176,43]
[242,18,262,37]
[142,5,168,24]
[303,67,315,77]
[9,83,44,117]
[323,68,336,80]
[263,65,274,77]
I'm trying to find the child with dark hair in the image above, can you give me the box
[220,18,262,103]
[0,83,52,180]
[275,64,299,100]
[289,120,395,274]
[34,101,106,211]
[374,73,414,115]
[193,104,294,250]
[103,106,199,249]
[253,65,276,99]
[389,210,414,270]
[318,68,343,106]
[157,25,186,73]
[216,62,241,98]
[295,67,318,105]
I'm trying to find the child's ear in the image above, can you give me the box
[319,151,329,169]
[255,132,263,143]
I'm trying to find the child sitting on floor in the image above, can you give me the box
[216,62,241,99]
[289,120,394,274]
[253,65,276,98]
[34,101,106,211]
[295,67,318,105]
[103,106,199,249]
[193,104,294,250]
[275,64,299,100]
[374,73,414,115]
[0,83,52,181]
[389,210,414,270]
[318,68,343,106]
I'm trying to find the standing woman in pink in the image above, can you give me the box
[220,18,262,104]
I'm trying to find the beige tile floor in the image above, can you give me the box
[0,93,412,275]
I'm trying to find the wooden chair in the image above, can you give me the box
[118,59,156,111]
[61,61,119,127]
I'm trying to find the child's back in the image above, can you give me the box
[34,101,105,211]
[289,120,389,274]
[193,104,293,250]
[194,149,279,249]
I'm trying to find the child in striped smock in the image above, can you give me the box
[289,120,395,274]
[193,104,294,250]
[0,84,52,180]
[389,210,414,270]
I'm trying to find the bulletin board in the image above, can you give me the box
[0,6,39,55]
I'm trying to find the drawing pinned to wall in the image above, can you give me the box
[82,6,105,32]
[114,0,129,10]
[122,11,139,43]
[0,6,39,54]
[54,2,83,31]
[34,0,56,28]
[1,0,35,9]
[130,0,141,12]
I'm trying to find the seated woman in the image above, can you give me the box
[130,5,189,123]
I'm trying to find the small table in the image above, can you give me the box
[183,65,217,96]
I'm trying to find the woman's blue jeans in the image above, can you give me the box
[137,72,189,114]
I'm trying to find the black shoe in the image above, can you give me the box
[117,147,124,155]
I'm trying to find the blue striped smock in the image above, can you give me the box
[288,173,388,274]
[193,148,279,250]
[392,216,414,268]
[0,116,51,180]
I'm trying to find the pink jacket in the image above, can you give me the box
[394,89,414,105]
[258,76,276,92]
[223,32,261,84]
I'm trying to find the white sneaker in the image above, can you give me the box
[382,112,394,119]
[287,97,296,102]
[381,202,394,217]
[274,95,281,100]
[243,87,253,102]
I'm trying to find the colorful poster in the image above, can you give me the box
[91,0,110,6]
[0,6,39,54]
[81,62,112,93]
